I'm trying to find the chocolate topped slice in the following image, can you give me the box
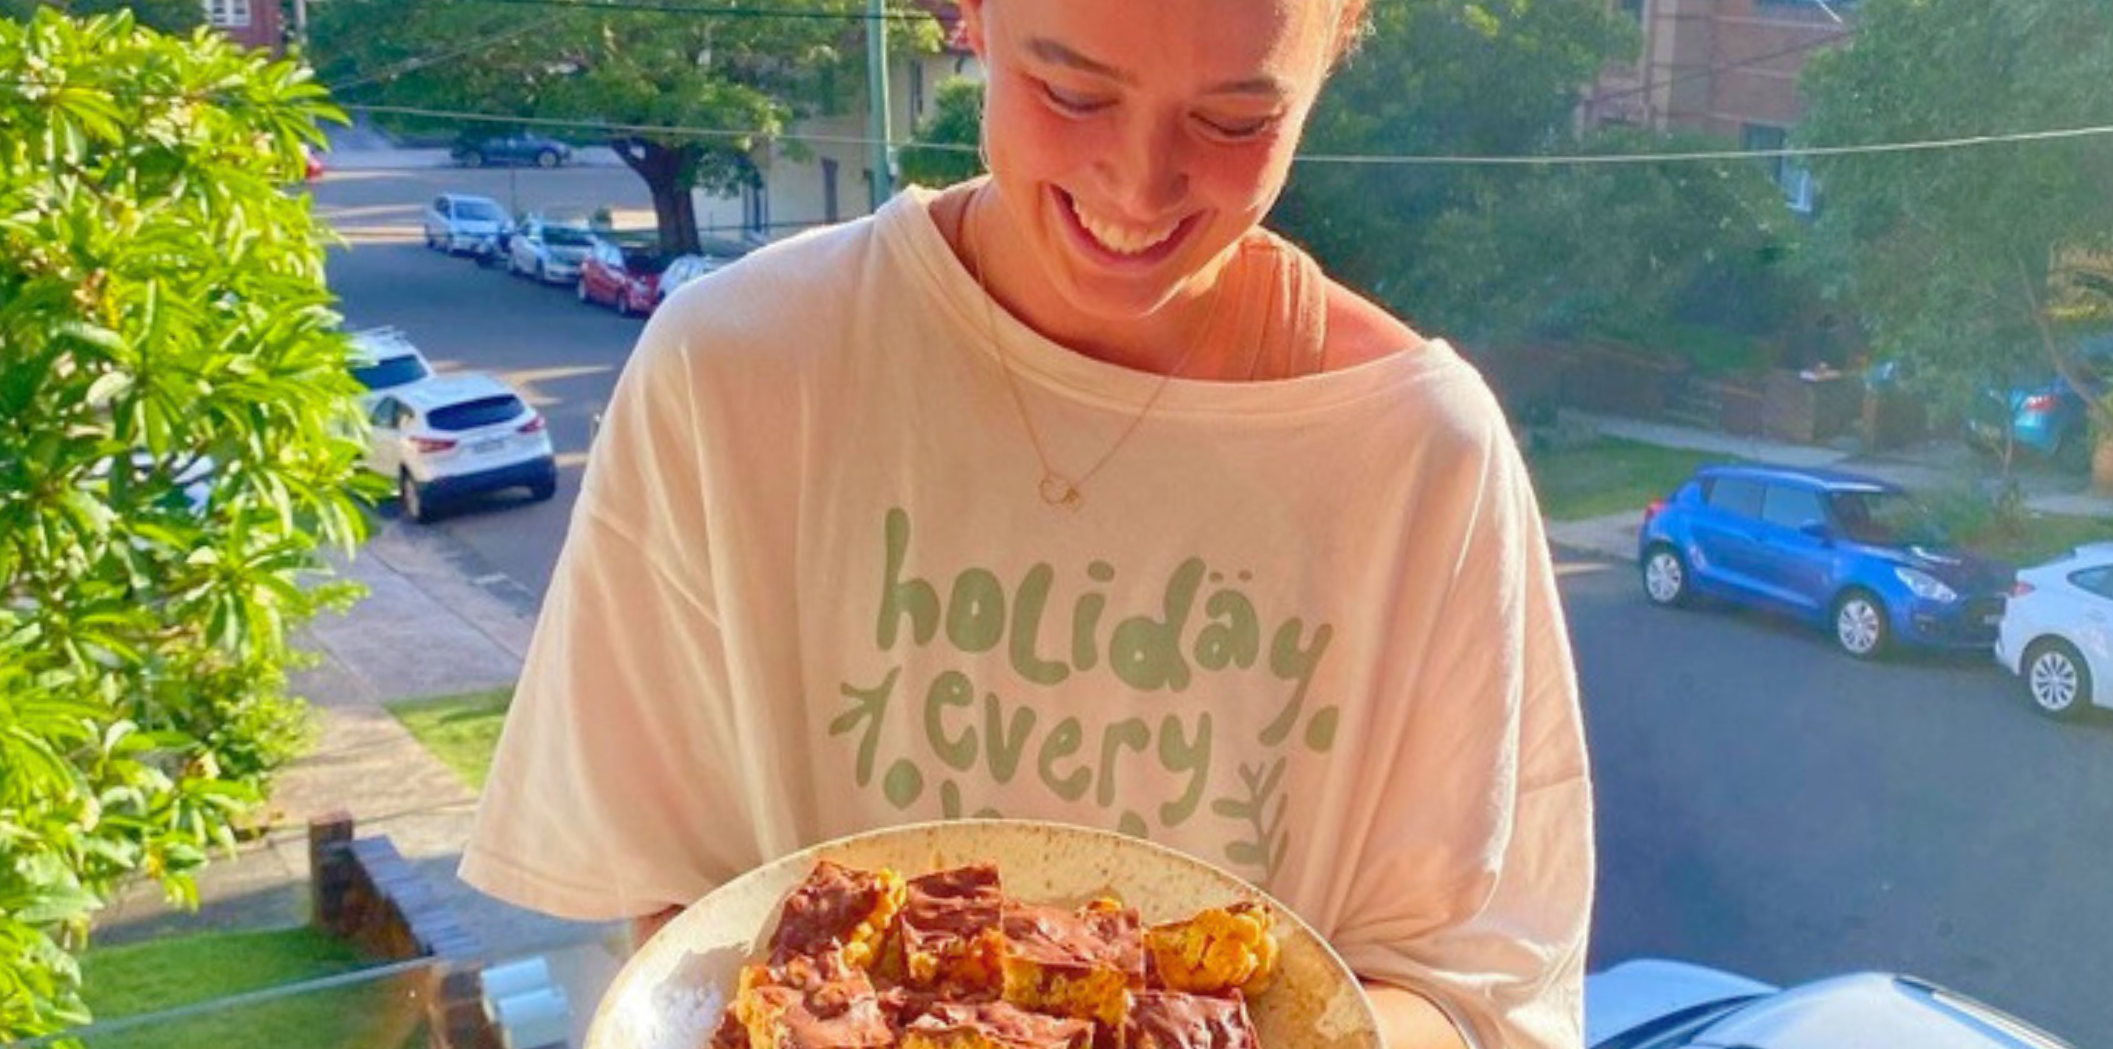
[1124,992,1261,1049]
[739,962,896,1049]
[769,861,908,970]
[900,1000,1095,1049]
[998,899,1144,1028]
[895,864,1006,991]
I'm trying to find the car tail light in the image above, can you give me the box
[2010,580,2035,597]
[518,416,546,435]
[2021,393,2059,412]
[1644,498,1667,524]
[410,436,458,454]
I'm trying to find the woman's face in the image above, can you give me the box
[961,0,1345,322]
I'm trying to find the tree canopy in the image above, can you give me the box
[0,10,368,1038]
[312,0,943,254]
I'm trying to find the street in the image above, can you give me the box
[318,167,2113,1042]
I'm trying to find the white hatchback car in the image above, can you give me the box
[422,193,512,258]
[347,327,435,410]
[506,214,597,284]
[1997,543,2113,720]
[363,373,557,523]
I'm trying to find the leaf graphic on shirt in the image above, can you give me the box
[1212,758,1289,886]
[833,667,901,787]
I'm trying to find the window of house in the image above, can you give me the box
[204,0,252,28]
[1742,123,1818,214]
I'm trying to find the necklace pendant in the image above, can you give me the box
[1038,472,1084,511]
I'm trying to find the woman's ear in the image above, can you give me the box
[958,0,989,59]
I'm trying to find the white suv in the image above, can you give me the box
[348,327,435,410]
[422,193,512,258]
[363,373,558,523]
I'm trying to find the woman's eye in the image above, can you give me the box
[1041,82,1113,115]
[1197,114,1278,141]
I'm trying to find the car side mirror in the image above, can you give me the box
[1800,522,1833,544]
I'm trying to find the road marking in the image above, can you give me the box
[472,573,510,586]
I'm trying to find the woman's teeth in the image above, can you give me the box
[1069,196,1179,256]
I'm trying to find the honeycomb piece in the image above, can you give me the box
[1144,903,1278,998]
[892,864,1007,993]
[736,957,894,1049]
[899,1000,1095,1049]
[1124,991,1260,1049]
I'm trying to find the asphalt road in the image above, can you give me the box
[318,166,2113,1044]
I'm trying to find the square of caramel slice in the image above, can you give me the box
[893,864,1007,992]
[1123,992,1260,1049]
[999,898,1144,1028]
[1143,903,1278,998]
[736,960,895,1049]
[768,860,908,970]
[900,1000,1094,1049]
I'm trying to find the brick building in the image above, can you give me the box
[1583,0,1858,212]
[203,0,285,53]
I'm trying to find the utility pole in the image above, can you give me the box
[864,0,893,210]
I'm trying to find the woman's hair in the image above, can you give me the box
[1332,0,1373,66]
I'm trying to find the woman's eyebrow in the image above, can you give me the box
[1023,37,1290,99]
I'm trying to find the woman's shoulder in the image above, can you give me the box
[1320,279,1427,371]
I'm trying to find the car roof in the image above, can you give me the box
[1696,463,1901,494]
[394,373,519,411]
[1693,973,2072,1049]
[348,327,426,363]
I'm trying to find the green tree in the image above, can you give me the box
[898,75,984,189]
[1275,0,1639,316]
[1796,0,2113,430]
[0,10,370,1038]
[0,0,202,34]
[311,0,943,255]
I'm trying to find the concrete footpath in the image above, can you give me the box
[93,517,625,1043]
[1545,411,2113,563]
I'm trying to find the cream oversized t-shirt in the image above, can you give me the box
[461,186,1593,1049]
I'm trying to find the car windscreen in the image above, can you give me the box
[428,395,526,432]
[350,355,431,390]
[455,201,506,222]
[1831,490,1951,547]
[544,227,595,246]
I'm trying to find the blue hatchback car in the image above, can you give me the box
[1637,465,2012,658]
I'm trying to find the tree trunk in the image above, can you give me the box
[610,137,702,257]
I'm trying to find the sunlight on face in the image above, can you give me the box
[961,0,1347,322]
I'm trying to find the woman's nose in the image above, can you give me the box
[1094,115,1189,220]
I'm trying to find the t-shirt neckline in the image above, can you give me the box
[878,183,1459,419]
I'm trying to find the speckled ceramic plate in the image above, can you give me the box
[585,819,1380,1049]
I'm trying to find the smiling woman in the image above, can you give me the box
[459,4,1592,1049]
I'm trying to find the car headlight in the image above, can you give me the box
[1895,567,1958,603]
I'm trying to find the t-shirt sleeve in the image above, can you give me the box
[1328,415,1595,1049]
[458,306,755,921]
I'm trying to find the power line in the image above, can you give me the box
[1581,25,1855,110]
[328,17,558,94]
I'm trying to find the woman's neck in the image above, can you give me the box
[944,182,1251,380]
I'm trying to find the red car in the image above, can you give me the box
[577,241,671,317]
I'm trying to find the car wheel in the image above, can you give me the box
[1641,544,1690,608]
[535,260,549,283]
[2024,638,2091,720]
[1833,589,1889,659]
[424,230,438,250]
[2055,430,2091,474]
[576,277,590,303]
[399,470,435,524]
[462,149,484,168]
[536,149,559,168]
[615,291,634,317]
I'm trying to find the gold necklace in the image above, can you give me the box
[964,188,1225,512]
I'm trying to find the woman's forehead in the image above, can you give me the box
[988,0,1337,89]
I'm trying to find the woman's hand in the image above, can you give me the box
[630,905,683,952]
[1362,981,1470,1049]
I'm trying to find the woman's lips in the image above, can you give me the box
[1050,186,1197,272]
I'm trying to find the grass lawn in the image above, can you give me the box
[1526,437,1739,522]
[387,686,514,789]
[79,927,421,1049]
[1963,512,2113,567]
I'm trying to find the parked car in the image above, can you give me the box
[452,133,572,169]
[1997,543,2113,720]
[1588,959,2072,1048]
[577,240,672,316]
[347,326,435,410]
[1638,465,2012,658]
[303,145,325,182]
[362,373,557,523]
[506,214,598,285]
[1965,333,2113,469]
[655,253,719,300]
[422,193,513,260]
